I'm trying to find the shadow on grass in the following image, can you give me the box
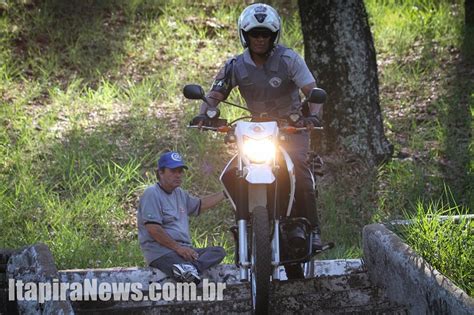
[7,0,163,84]
[40,110,180,195]
[440,22,474,210]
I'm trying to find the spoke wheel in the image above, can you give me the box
[250,206,272,314]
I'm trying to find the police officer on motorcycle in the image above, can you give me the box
[192,3,324,251]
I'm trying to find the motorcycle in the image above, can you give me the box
[184,84,333,314]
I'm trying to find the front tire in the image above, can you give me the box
[250,206,272,314]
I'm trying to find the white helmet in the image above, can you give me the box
[237,3,281,48]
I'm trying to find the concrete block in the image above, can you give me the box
[7,243,75,315]
[363,223,474,315]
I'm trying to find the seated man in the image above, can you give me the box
[137,151,227,283]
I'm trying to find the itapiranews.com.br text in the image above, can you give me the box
[9,278,226,302]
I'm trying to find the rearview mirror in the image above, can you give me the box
[307,88,327,104]
[183,84,206,101]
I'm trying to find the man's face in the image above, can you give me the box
[159,167,185,191]
[247,28,272,55]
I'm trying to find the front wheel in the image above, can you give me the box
[250,206,272,314]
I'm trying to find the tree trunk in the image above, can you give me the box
[466,0,474,26]
[298,0,393,165]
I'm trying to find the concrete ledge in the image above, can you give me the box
[58,259,365,289]
[7,243,74,315]
[65,262,392,314]
[362,223,474,314]
[1,248,18,315]
[5,242,399,314]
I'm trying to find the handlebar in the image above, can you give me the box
[188,125,220,131]
[188,125,323,133]
[281,126,323,132]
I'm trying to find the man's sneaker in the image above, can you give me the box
[311,230,323,251]
[172,263,201,284]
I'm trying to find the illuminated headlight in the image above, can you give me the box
[243,136,276,164]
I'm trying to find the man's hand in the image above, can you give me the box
[296,115,322,130]
[304,115,322,127]
[145,224,199,260]
[190,114,208,127]
[176,246,199,261]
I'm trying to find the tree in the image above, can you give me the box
[298,0,393,165]
[466,0,474,26]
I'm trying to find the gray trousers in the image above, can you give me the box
[282,131,320,229]
[149,246,226,276]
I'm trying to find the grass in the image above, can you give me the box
[0,0,472,281]
[397,191,473,295]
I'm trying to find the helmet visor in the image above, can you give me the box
[247,28,274,39]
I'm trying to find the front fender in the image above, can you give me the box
[245,165,275,184]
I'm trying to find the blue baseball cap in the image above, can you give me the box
[158,152,188,169]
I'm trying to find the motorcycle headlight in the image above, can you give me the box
[243,136,276,164]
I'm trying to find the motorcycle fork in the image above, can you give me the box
[271,176,281,280]
[238,184,267,281]
[237,174,250,281]
[271,220,281,280]
[238,219,249,281]
[238,184,281,281]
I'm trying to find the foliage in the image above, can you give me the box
[398,191,473,295]
[366,0,473,215]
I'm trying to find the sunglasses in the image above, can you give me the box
[248,30,273,39]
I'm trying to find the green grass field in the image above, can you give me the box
[0,0,472,293]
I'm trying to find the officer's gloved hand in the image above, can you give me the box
[190,114,208,126]
[302,115,322,128]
